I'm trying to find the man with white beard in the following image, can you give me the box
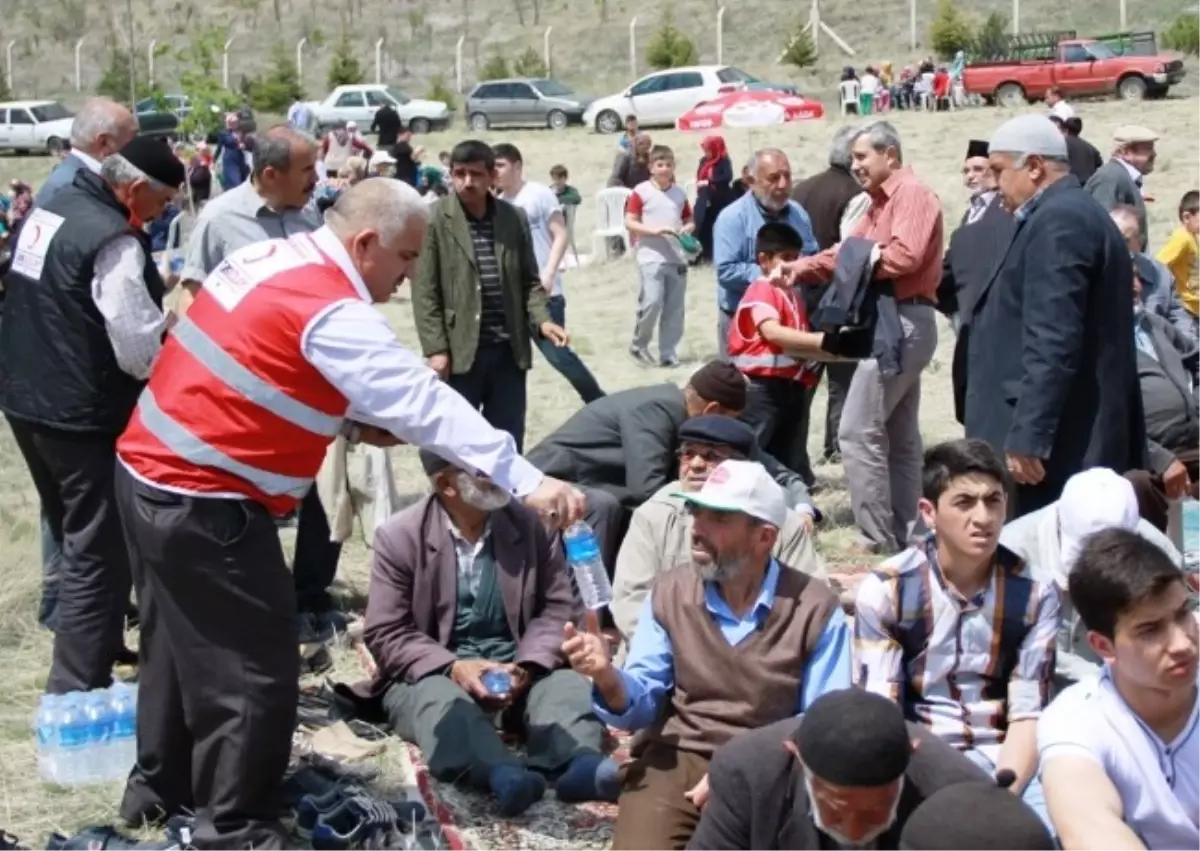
[562,460,850,849]
[688,689,995,850]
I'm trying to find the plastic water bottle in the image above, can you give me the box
[34,694,62,784]
[57,693,89,786]
[109,683,138,781]
[563,521,613,610]
[82,691,114,782]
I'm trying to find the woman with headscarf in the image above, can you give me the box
[389,139,420,187]
[879,61,895,110]
[693,135,733,263]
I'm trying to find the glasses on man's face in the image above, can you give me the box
[677,445,733,465]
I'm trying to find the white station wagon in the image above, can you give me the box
[0,100,74,154]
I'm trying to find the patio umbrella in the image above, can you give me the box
[675,89,825,132]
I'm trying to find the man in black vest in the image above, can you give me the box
[0,137,183,693]
[935,139,1016,423]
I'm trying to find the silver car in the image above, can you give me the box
[465,78,593,131]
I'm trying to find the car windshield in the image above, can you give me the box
[532,79,574,97]
[717,67,758,83]
[30,103,72,122]
[385,87,411,105]
[1083,41,1117,60]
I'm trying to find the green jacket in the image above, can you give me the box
[411,194,551,374]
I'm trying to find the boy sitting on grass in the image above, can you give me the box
[549,164,582,207]
[728,222,841,476]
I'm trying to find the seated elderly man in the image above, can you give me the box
[612,415,825,644]
[690,689,991,850]
[1110,205,1196,341]
[1001,467,1183,690]
[364,451,619,817]
[563,460,850,850]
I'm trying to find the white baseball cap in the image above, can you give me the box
[369,150,397,170]
[1057,468,1140,584]
[677,459,787,528]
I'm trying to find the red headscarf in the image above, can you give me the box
[697,135,728,182]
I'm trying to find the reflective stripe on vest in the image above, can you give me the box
[171,317,342,437]
[136,388,313,500]
[731,352,801,370]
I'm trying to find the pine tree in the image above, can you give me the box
[929,0,973,60]
[779,25,817,70]
[646,8,698,70]
[327,31,365,88]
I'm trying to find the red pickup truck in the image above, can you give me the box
[962,38,1186,105]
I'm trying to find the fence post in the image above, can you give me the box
[716,7,726,63]
[147,39,157,87]
[296,37,307,82]
[75,37,86,92]
[5,41,14,94]
[222,37,235,89]
[1012,0,1020,34]
[455,35,465,92]
[909,0,916,50]
[375,38,384,84]
[544,26,553,75]
[629,16,638,77]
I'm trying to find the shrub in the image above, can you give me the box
[1163,13,1199,55]
[512,46,548,77]
[96,50,156,103]
[478,53,511,81]
[974,12,1009,60]
[646,8,698,70]
[245,44,305,113]
[779,25,817,69]
[426,73,458,110]
[327,32,366,88]
[929,0,973,60]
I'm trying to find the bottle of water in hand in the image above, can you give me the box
[563,521,613,610]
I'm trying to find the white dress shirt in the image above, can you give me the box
[91,237,168,380]
[1049,99,1076,121]
[72,149,103,175]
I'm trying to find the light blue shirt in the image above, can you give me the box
[713,193,818,313]
[592,559,852,729]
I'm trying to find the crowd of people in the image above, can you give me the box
[0,87,1195,851]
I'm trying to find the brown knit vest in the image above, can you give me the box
[639,561,838,758]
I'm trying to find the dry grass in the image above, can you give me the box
[0,97,1196,846]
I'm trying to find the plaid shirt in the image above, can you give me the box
[854,535,1061,760]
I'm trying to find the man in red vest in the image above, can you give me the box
[114,177,585,849]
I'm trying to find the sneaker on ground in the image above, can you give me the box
[628,346,653,365]
[310,797,397,850]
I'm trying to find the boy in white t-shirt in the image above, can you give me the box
[625,144,693,367]
[492,143,605,404]
[1038,528,1198,850]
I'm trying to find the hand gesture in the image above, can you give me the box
[562,611,612,679]
[450,658,509,703]
[655,223,679,237]
[1163,459,1192,500]
[427,353,450,380]
[523,476,586,529]
[684,774,711,810]
[539,322,570,348]
[1005,452,1045,485]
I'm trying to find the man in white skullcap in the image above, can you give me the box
[1000,467,1182,689]
[962,113,1144,518]
[1085,124,1160,250]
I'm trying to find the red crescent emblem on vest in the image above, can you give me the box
[28,224,42,246]
[708,465,731,485]
[243,244,279,264]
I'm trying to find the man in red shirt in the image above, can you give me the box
[782,121,943,555]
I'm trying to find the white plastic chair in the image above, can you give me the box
[591,187,633,261]
[562,203,581,265]
[839,79,860,115]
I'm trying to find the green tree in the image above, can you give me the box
[478,53,510,80]
[929,0,973,60]
[173,27,243,137]
[645,9,698,70]
[96,49,157,103]
[512,46,547,77]
[245,44,306,113]
[327,31,365,88]
[779,25,817,70]
[425,73,458,110]
[1163,13,1199,55]
[973,12,1008,59]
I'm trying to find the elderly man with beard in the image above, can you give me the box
[563,459,849,850]
[363,450,618,818]
[688,689,989,850]
[611,415,825,645]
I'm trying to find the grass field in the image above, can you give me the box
[0,97,1195,846]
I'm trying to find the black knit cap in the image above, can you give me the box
[118,135,186,189]
[795,689,911,786]
[687,361,748,411]
[678,415,756,457]
[418,449,454,477]
[966,139,989,160]
[898,779,1056,850]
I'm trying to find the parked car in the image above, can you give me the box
[962,31,1186,104]
[0,101,73,154]
[134,95,256,140]
[582,65,796,133]
[308,85,452,135]
[464,78,593,131]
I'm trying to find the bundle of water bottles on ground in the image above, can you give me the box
[34,683,138,786]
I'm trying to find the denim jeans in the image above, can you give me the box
[293,486,343,614]
[449,342,529,452]
[536,296,605,404]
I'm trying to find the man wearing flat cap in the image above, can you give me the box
[1085,124,1159,251]
[611,415,825,644]
[0,135,183,692]
[689,689,988,850]
[965,113,1144,517]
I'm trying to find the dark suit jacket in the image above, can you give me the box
[34,154,88,207]
[1065,134,1103,186]
[688,716,988,850]
[410,194,551,375]
[525,383,811,509]
[363,494,580,689]
[965,176,1146,516]
[1085,158,1148,250]
[1139,311,1199,472]
[791,165,864,251]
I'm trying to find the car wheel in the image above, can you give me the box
[409,117,432,134]
[45,136,64,156]
[469,112,490,131]
[595,110,622,134]
[546,109,568,130]
[995,82,1026,108]
[1118,75,1147,101]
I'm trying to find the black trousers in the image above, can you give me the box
[292,485,342,613]
[115,465,296,850]
[6,415,129,693]
[448,341,529,452]
[821,361,858,461]
[740,377,815,485]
